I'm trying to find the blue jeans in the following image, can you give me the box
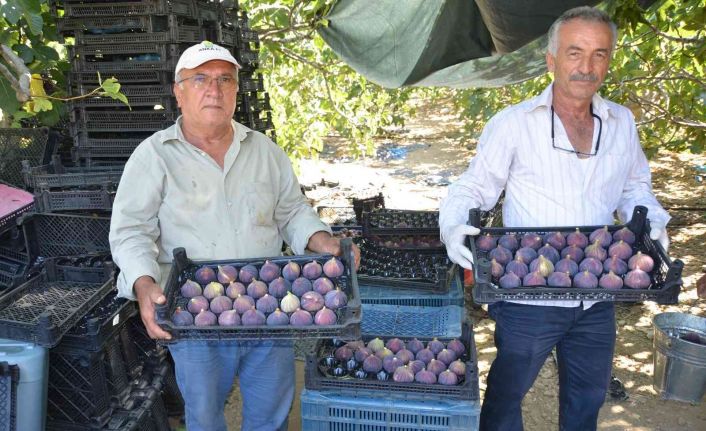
[168,340,294,431]
[480,302,615,431]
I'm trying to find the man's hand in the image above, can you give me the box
[307,231,361,269]
[650,225,669,253]
[445,224,480,270]
[133,276,172,340]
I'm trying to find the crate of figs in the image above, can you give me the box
[362,209,439,236]
[155,239,361,341]
[469,206,684,305]
[305,322,478,400]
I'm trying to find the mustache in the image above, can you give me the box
[570,73,598,82]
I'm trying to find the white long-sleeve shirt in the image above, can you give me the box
[439,83,670,308]
[109,118,330,300]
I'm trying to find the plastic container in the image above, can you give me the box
[305,322,479,400]
[653,312,706,403]
[469,206,684,304]
[44,255,115,284]
[0,361,19,431]
[0,338,48,431]
[362,209,440,236]
[155,241,362,342]
[34,189,115,213]
[0,184,34,236]
[21,158,124,190]
[300,388,480,431]
[63,0,195,18]
[359,272,464,307]
[20,212,111,262]
[361,304,464,338]
[0,127,57,188]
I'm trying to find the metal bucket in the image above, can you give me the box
[652,312,706,403]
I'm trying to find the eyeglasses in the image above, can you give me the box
[551,104,602,157]
[176,74,238,91]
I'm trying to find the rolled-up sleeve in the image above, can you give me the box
[109,153,164,300]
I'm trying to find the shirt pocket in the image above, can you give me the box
[243,181,276,226]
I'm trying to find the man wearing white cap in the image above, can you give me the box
[109,41,357,430]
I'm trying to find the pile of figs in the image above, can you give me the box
[368,234,443,249]
[318,336,468,386]
[357,239,449,281]
[171,257,349,327]
[367,210,439,230]
[475,226,657,290]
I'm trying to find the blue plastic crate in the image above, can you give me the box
[301,389,480,431]
[359,274,464,307]
[361,304,463,338]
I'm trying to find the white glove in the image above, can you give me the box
[650,225,669,253]
[444,224,480,270]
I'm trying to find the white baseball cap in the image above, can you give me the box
[174,41,240,79]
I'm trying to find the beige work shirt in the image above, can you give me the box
[109,118,330,300]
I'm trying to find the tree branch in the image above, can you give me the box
[647,23,702,44]
[0,44,31,102]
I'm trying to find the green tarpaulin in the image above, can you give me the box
[319,0,600,88]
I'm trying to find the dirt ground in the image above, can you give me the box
[223,99,706,430]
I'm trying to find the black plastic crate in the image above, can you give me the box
[73,41,188,59]
[155,240,362,342]
[238,74,264,92]
[0,198,33,237]
[123,317,167,377]
[63,0,194,18]
[362,209,439,236]
[364,233,443,251]
[45,254,115,284]
[0,254,27,291]
[59,13,184,34]
[305,322,478,400]
[0,127,56,188]
[20,212,111,262]
[70,68,174,85]
[352,192,385,222]
[0,268,114,347]
[70,109,178,125]
[69,92,175,109]
[469,206,684,305]
[34,189,115,212]
[75,26,203,45]
[22,160,124,191]
[75,133,147,151]
[0,362,19,431]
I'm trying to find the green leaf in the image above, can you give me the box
[100,77,120,94]
[0,3,22,25]
[23,12,43,35]
[0,75,21,115]
[28,97,52,112]
[17,0,41,15]
[12,44,34,63]
[103,91,130,108]
[35,103,62,126]
[32,44,59,62]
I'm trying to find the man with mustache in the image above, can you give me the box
[439,7,669,431]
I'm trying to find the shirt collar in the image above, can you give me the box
[160,116,252,145]
[524,83,612,121]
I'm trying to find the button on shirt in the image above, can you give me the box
[439,83,670,309]
[110,118,330,300]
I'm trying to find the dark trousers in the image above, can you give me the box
[480,302,616,431]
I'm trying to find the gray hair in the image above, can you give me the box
[547,6,617,55]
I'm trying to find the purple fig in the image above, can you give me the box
[574,271,598,288]
[226,281,246,299]
[180,279,202,298]
[233,294,255,314]
[554,256,579,276]
[589,226,612,248]
[529,255,554,277]
[543,231,566,250]
[313,277,334,295]
[499,272,522,289]
[323,257,345,278]
[302,261,323,280]
[395,349,414,364]
[363,355,383,373]
[608,240,633,261]
[392,366,415,382]
[584,240,607,261]
[408,359,426,374]
[346,341,365,351]
[187,295,209,314]
[427,339,445,355]
[560,245,585,263]
[603,256,628,276]
[613,227,636,245]
[301,291,325,312]
[538,244,560,264]
[218,309,241,326]
[436,349,457,365]
[599,271,623,289]
[354,347,372,362]
[241,307,266,326]
[498,233,520,251]
[291,277,313,296]
[194,266,217,285]
[238,264,258,284]
[385,338,405,354]
[256,294,278,314]
[625,269,651,289]
[281,260,301,281]
[523,271,546,287]
[514,247,538,264]
[314,307,337,325]
[266,308,290,326]
[579,257,603,276]
[426,359,446,375]
[547,271,572,287]
[209,295,233,315]
[246,280,268,299]
[383,355,404,374]
[367,337,385,353]
[267,277,290,299]
[628,251,654,272]
[335,346,353,361]
[489,245,513,265]
[323,288,346,310]
[490,258,505,279]
[446,339,465,357]
[521,232,543,250]
[217,265,238,284]
[448,359,466,376]
[506,257,529,278]
[415,369,437,384]
[290,308,314,326]
[567,228,589,248]
[438,369,459,385]
[375,348,393,359]
[172,307,193,326]
[475,233,497,252]
[194,309,217,326]
[406,338,425,354]
[415,348,435,364]
[259,260,280,283]
[203,282,225,300]
[279,291,300,313]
